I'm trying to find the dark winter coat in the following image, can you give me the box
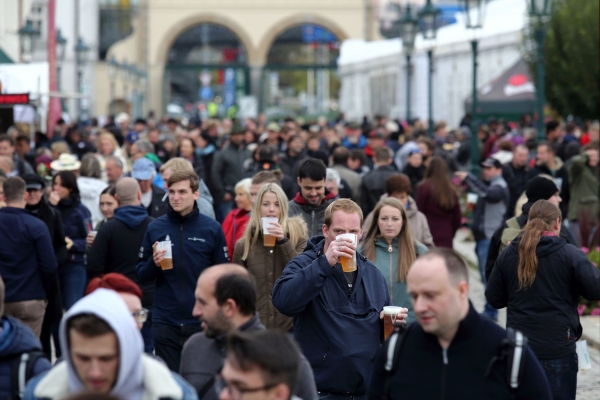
[26,196,67,266]
[146,184,169,219]
[272,236,391,395]
[567,152,599,223]
[486,236,600,359]
[88,205,155,307]
[464,174,510,241]
[0,316,52,399]
[502,163,528,218]
[0,207,57,302]
[288,191,337,238]
[210,142,251,202]
[53,197,91,265]
[360,165,397,216]
[368,303,552,400]
[415,181,462,248]
[526,158,570,219]
[279,150,308,180]
[136,203,229,327]
[402,164,425,196]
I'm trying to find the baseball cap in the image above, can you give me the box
[126,131,140,144]
[22,173,45,190]
[266,122,280,133]
[480,157,502,169]
[346,122,360,130]
[131,158,155,180]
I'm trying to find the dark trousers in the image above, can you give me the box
[318,392,367,400]
[152,322,201,371]
[141,308,154,354]
[40,279,63,358]
[541,353,578,400]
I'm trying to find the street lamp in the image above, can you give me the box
[18,19,40,62]
[461,0,487,175]
[56,29,67,111]
[527,0,554,142]
[74,37,90,120]
[107,57,119,114]
[130,65,140,118]
[418,0,441,137]
[121,61,130,107]
[400,4,418,122]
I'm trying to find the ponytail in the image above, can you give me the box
[517,200,562,289]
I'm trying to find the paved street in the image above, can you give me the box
[454,229,600,399]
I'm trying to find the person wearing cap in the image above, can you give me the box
[23,173,67,356]
[0,177,57,337]
[132,157,168,219]
[485,176,578,281]
[342,122,367,150]
[211,126,251,220]
[455,157,509,322]
[263,122,285,153]
[364,130,387,171]
[360,148,397,216]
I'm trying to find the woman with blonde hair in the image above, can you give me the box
[359,197,427,323]
[233,183,307,331]
[96,132,129,178]
[486,200,600,399]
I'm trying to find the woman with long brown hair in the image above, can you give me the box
[415,156,462,248]
[359,197,427,324]
[486,200,600,400]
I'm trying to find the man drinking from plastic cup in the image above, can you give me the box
[273,198,407,399]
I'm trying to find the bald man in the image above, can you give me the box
[87,177,156,353]
[180,264,318,400]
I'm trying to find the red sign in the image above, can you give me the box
[0,93,29,105]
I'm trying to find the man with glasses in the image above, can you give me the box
[217,330,303,400]
[87,177,155,353]
[180,264,317,400]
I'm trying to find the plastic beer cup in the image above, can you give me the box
[336,233,357,272]
[383,306,403,339]
[262,217,278,247]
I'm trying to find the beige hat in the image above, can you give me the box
[50,153,81,171]
[115,112,130,125]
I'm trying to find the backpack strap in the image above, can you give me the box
[505,217,521,231]
[484,328,528,399]
[11,351,47,400]
[381,324,413,400]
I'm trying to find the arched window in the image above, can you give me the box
[263,24,340,116]
[165,23,248,118]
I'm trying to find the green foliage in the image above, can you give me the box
[523,0,599,120]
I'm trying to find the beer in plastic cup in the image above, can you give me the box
[158,236,173,270]
[336,233,357,272]
[89,230,97,238]
[383,306,403,340]
[262,217,278,247]
[467,193,478,212]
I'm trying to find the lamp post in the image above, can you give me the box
[399,4,418,122]
[18,19,40,63]
[527,0,554,142]
[107,57,119,115]
[418,0,441,137]
[121,61,130,110]
[139,70,148,117]
[74,37,90,121]
[130,64,139,118]
[56,29,67,111]
[461,0,486,176]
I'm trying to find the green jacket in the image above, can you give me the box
[359,237,427,324]
[568,153,599,223]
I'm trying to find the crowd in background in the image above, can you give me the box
[0,110,598,400]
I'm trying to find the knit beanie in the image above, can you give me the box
[525,176,559,203]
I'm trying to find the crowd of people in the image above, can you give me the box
[0,111,598,400]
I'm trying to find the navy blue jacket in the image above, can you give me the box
[0,316,52,398]
[272,236,391,395]
[53,198,91,265]
[368,303,552,400]
[0,207,57,302]
[137,203,229,327]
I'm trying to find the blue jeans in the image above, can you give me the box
[59,263,87,310]
[541,353,578,400]
[475,239,497,319]
[219,200,234,220]
[141,308,154,354]
[153,322,202,371]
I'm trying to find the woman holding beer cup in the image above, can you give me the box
[233,183,307,331]
[359,197,427,325]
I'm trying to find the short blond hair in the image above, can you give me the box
[324,199,363,227]
[160,157,194,173]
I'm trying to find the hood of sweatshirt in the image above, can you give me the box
[292,190,337,206]
[509,235,567,258]
[113,205,149,229]
[0,316,44,357]
[59,289,144,400]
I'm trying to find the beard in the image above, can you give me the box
[202,309,233,339]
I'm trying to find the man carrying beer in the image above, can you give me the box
[137,170,229,372]
[273,198,406,400]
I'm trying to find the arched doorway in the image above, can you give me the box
[165,23,249,119]
[262,24,340,119]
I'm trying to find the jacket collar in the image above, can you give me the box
[292,190,337,206]
[421,301,481,348]
[215,314,264,351]
[166,200,199,222]
[0,206,30,215]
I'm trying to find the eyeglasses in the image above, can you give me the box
[214,374,278,400]
[132,308,149,324]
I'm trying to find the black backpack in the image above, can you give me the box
[8,351,46,400]
[381,325,528,400]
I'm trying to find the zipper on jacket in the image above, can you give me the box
[311,211,315,236]
[388,244,393,299]
[179,224,184,326]
[567,329,570,340]
[441,348,448,400]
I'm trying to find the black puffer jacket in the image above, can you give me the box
[486,235,600,359]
